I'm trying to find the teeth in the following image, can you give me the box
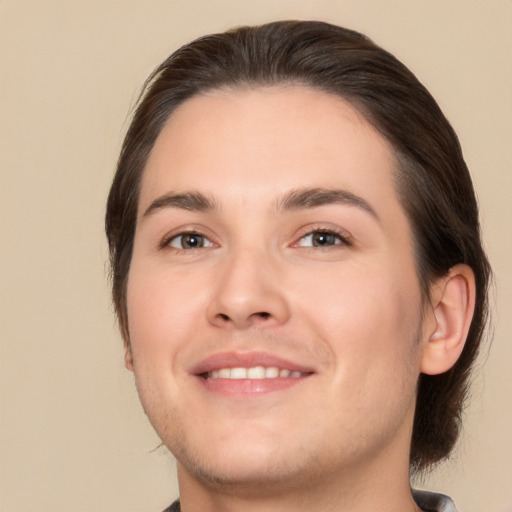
[247,366,265,378]
[207,366,305,379]
[230,367,247,379]
[265,367,279,378]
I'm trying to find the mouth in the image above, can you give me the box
[204,366,308,380]
[191,352,314,397]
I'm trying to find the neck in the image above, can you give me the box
[176,449,420,512]
[175,404,421,512]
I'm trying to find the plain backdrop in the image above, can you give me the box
[0,1,511,511]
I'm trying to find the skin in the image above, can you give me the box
[125,86,474,512]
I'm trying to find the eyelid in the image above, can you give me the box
[170,233,215,249]
[159,226,218,251]
[158,224,352,251]
[291,225,353,248]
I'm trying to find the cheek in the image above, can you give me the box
[293,259,423,373]
[124,265,210,437]
[126,264,208,365]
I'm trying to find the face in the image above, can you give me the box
[126,86,432,492]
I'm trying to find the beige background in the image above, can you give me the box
[0,1,510,511]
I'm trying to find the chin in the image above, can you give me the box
[177,458,315,498]
[172,433,318,494]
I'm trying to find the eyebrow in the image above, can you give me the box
[276,187,379,221]
[142,191,218,218]
[141,187,379,221]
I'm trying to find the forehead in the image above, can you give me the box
[139,85,404,224]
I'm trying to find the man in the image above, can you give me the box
[105,21,491,512]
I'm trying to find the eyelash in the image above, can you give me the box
[160,230,215,251]
[294,227,352,248]
[160,227,352,252]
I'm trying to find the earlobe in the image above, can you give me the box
[421,264,476,375]
[124,343,134,371]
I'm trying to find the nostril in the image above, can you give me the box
[211,311,274,327]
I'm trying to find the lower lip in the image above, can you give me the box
[197,376,310,397]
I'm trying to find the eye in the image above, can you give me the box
[296,230,349,248]
[167,232,214,250]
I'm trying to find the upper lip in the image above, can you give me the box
[189,351,315,376]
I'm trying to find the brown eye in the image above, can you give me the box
[168,233,213,249]
[311,232,338,247]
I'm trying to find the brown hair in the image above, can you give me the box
[105,20,491,473]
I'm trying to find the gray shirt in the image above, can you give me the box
[413,489,459,512]
[163,489,459,511]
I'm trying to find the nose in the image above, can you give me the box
[206,248,291,330]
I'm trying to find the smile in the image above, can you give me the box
[191,352,315,397]
[206,366,307,379]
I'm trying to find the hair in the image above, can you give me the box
[105,20,491,473]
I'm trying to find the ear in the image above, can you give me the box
[124,342,134,371]
[421,264,476,375]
